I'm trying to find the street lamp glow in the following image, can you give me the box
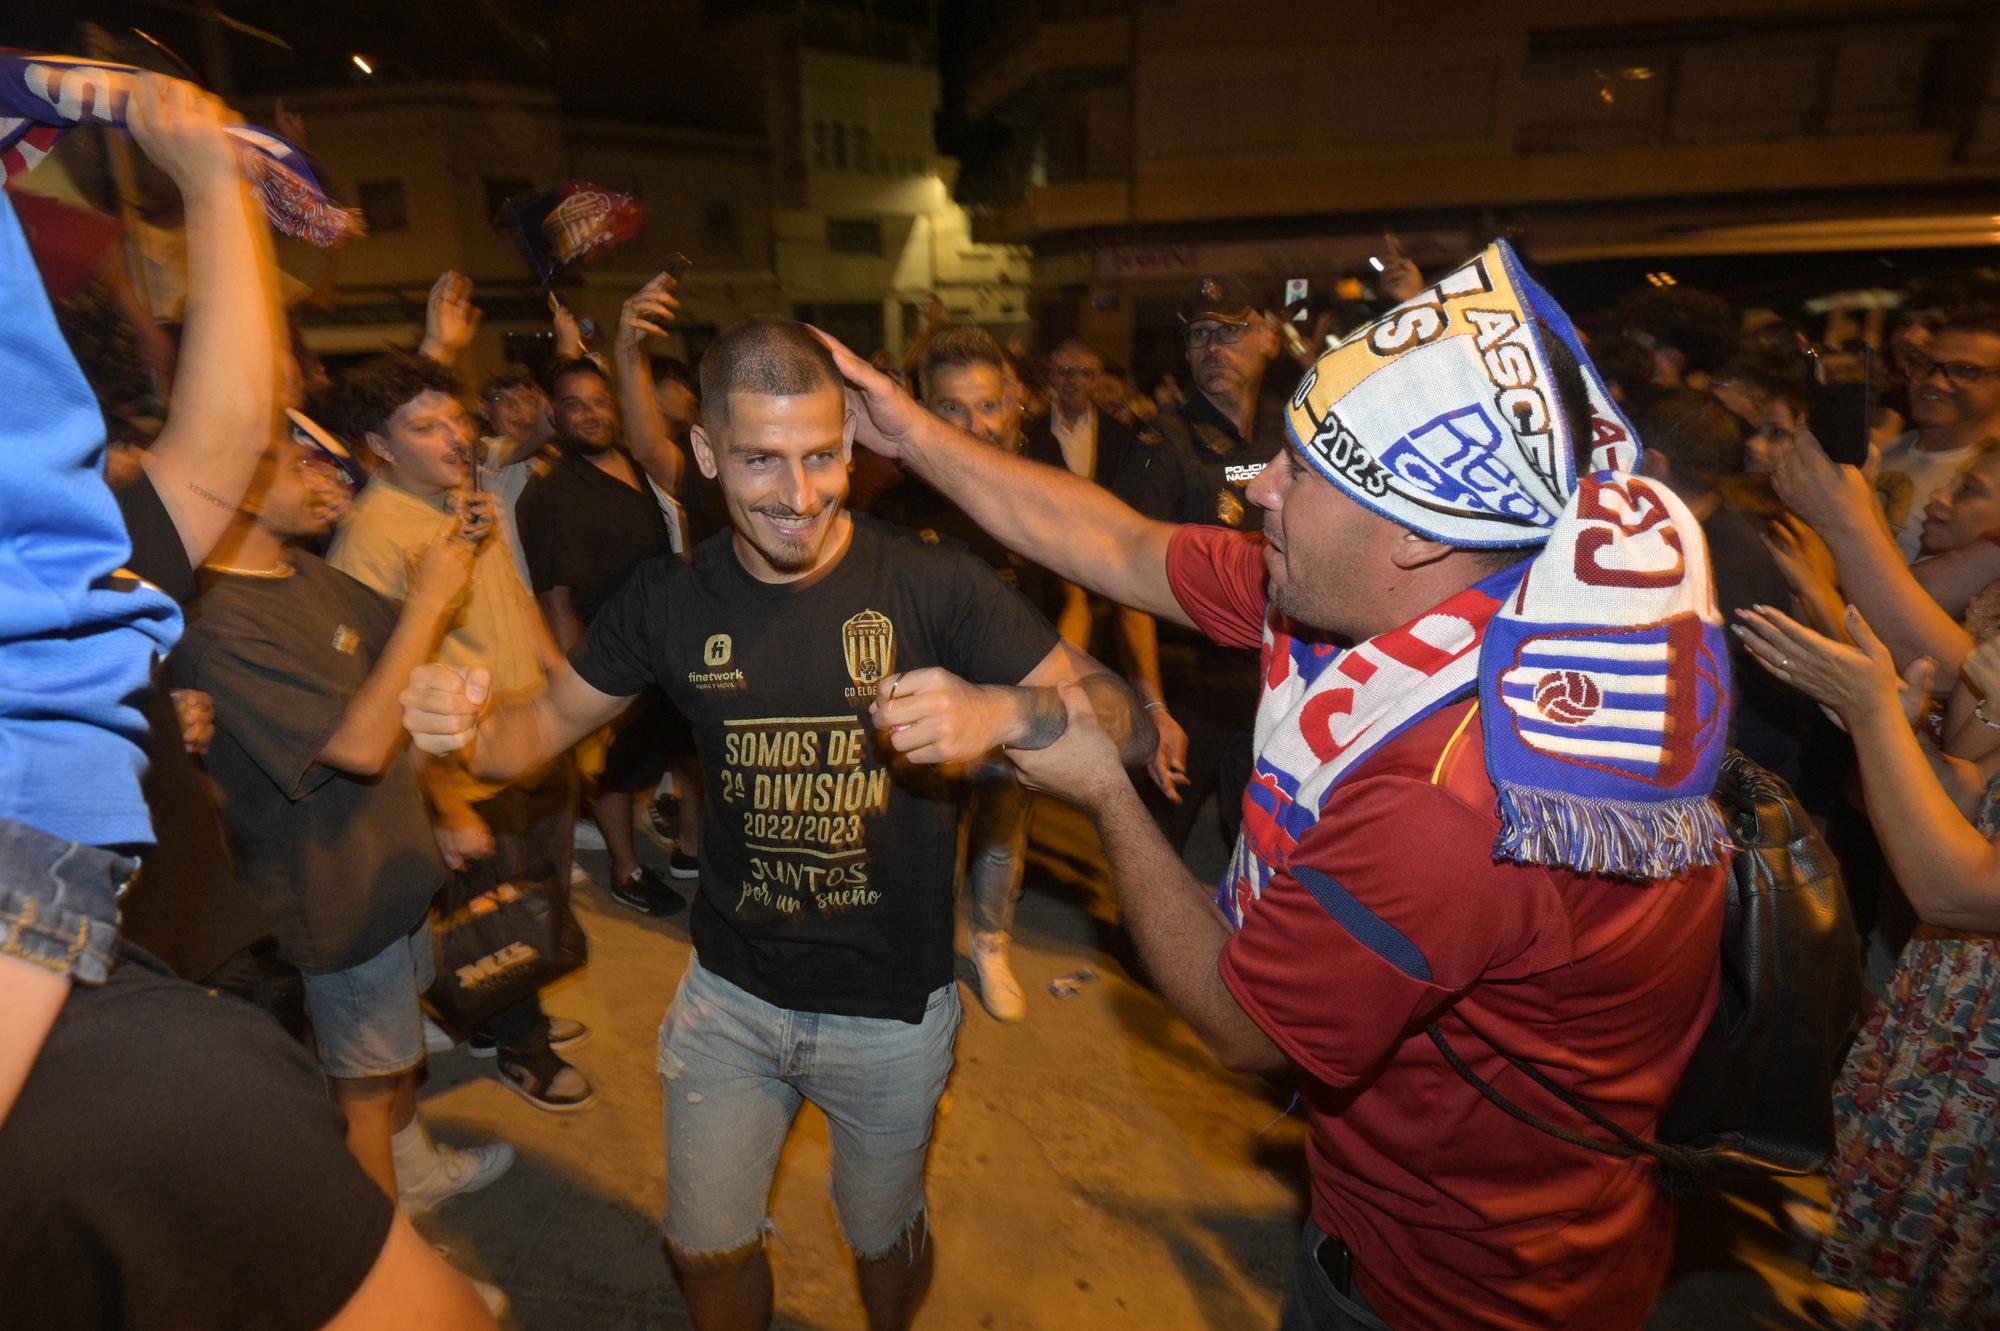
[351,54,374,75]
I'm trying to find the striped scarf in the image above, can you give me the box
[0,51,355,246]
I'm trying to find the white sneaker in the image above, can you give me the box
[399,1140,516,1215]
[971,930,1027,1023]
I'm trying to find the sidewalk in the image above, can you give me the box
[412,798,1848,1330]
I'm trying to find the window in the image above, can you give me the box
[853,126,873,171]
[826,217,881,254]
[356,179,407,232]
[832,123,848,170]
[813,120,830,167]
[483,176,532,221]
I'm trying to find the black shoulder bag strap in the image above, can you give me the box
[1424,1024,1711,1196]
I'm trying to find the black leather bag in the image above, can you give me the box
[1429,751,1864,1195]
[426,859,587,1035]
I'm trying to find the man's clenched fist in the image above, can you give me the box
[400,661,491,755]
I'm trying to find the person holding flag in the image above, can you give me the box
[811,240,1732,1331]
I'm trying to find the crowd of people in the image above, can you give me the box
[5,70,2000,1331]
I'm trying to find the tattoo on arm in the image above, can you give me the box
[1011,686,1070,751]
[187,479,234,511]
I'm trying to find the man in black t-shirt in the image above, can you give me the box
[517,353,692,911]
[403,316,1152,1331]
[1113,276,1287,856]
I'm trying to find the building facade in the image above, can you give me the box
[948,0,2000,377]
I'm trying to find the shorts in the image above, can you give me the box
[600,691,688,795]
[299,928,434,1080]
[657,954,959,1260]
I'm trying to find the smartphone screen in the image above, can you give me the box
[1805,345,1873,468]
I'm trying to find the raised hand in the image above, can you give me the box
[1736,603,1929,727]
[1771,423,1880,540]
[420,271,482,365]
[400,661,491,756]
[408,520,477,617]
[550,296,585,359]
[617,271,681,355]
[126,73,241,202]
[1762,516,1847,638]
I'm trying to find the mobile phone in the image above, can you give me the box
[1804,344,1873,468]
[665,252,694,281]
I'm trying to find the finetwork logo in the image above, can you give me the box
[688,631,746,693]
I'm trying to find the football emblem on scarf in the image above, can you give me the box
[1533,670,1601,724]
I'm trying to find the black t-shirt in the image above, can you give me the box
[874,475,1057,621]
[111,471,274,981]
[0,946,394,1331]
[171,553,445,973]
[516,445,674,625]
[1113,392,1287,711]
[574,513,1058,1021]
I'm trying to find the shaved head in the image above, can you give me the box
[698,315,843,431]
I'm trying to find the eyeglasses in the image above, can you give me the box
[1908,356,2000,388]
[1184,321,1253,349]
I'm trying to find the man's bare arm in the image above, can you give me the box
[868,640,1155,769]
[612,273,686,496]
[817,331,1191,625]
[403,658,629,783]
[127,76,281,569]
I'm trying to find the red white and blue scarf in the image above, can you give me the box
[0,52,355,246]
[1221,239,1732,927]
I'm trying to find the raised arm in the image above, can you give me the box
[817,330,1191,625]
[1772,429,1974,676]
[320,533,473,776]
[128,75,281,568]
[611,272,686,495]
[417,271,482,367]
[403,657,630,783]
[1737,604,2000,932]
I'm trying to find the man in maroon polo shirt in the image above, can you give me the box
[813,241,1729,1331]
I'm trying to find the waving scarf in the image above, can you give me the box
[0,52,356,246]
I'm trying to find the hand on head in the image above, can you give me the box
[809,327,927,462]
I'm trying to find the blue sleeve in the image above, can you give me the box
[0,187,179,855]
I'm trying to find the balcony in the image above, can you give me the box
[965,4,1133,120]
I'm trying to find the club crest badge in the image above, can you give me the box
[842,609,896,704]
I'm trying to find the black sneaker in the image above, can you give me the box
[667,849,699,880]
[646,793,681,845]
[609,866,686,917]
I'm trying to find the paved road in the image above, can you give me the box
[413,799,1849,1330]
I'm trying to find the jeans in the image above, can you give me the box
[966,768,1030,936]
[0,816,134,984]
[657,954,959,1259]
[1279,1219,1391,1331]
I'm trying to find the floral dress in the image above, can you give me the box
[1816,783,2000,1329]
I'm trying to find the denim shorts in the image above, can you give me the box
[657,954,960,1260]
[0,817,133,985]
[299,928,434,1079]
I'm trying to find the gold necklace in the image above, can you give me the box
[205,560,295,579]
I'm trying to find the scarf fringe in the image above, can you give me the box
[1494,782,1733,880]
